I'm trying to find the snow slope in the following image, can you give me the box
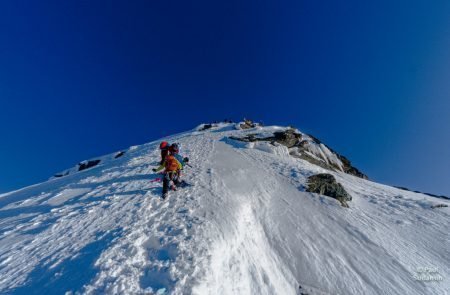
[0,123,448,295]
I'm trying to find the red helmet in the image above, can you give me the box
[160,141,169,149]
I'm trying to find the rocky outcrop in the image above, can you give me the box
[78,160,101,172]
[273,129,302,148]
[199,124,214,131]
[53,171,69,178]
[431,204,448,209]
[230,128,368,179]
[239,119,257,129]
[230,128,301,146]
[306,173,351,207]
[114,151,125,159]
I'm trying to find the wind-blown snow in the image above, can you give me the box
[0,123,448,295]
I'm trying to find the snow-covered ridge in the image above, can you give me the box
[0,122,448,295]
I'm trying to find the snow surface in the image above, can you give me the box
[0,123,448,295]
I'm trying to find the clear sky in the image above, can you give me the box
[1,0,449,196]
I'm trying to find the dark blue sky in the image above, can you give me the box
[1,0,449,195]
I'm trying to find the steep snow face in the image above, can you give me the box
[0,123,448,295]
[297,140,344,170]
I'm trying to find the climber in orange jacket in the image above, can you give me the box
[153,154,182,199]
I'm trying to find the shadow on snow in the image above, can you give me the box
[10,229,122,295]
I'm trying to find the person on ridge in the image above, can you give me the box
[152,153,182,199]
[168,143,189,184]
[159,141,170,165]
[152,143,190,199]
[169,143,187,167]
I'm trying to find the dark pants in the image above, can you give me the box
[162,171,180,196]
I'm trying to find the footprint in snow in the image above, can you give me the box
[177,207,189,214]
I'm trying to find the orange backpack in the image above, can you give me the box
[165,155,179,172]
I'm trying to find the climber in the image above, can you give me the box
[169,143,189,168]
[152,143,190,199]
[152,154,182,199]
[168,143,189,184]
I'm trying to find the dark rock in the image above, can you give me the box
[273,128,302,148]
[114,151,125,159]
[200,124,213,131]
[306,173,352,207]
[78,160,101,172]
[395,186,410,191]
[431,204,448,209]
[240,119,257,129]
[53,171,69,178]
[230,128,301,147]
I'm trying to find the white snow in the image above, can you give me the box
[46,188,91,206]
[0,123,448,295]
[294,140,345,172]
[247,141,291,158]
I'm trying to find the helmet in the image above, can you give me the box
[160,141,169,149]
[170,143,179,154]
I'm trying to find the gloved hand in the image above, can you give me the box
[152,168,157,172]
